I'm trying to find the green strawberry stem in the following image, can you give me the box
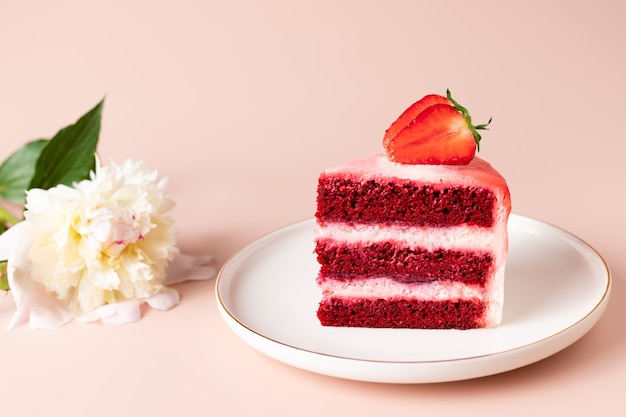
[446,89,491,151]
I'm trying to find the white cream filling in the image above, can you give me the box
[319,277,485,301]
[315,223,500,252]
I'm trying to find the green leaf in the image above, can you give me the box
[0,139,49,203]
[29,98,104,190]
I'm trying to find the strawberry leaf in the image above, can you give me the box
[446,89,491,151]
[0,139,49,203]
[29,98,104,191]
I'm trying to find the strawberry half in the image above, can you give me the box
[383,90,491,165]
[382,94,451,149]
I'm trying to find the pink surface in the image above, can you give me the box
[0,1,623,415]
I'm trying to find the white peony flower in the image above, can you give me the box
[0,158,216,329]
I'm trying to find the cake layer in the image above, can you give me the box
[316,240,493,285]
[317,297,487,329]
[316,154,511,229]
[317,276,485,300]
[317,178,495,227]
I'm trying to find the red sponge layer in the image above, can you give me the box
[316,240,492,285]
[316,177,495,228]
[317,297,486,329]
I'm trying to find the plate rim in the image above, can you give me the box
[215,213,611,380]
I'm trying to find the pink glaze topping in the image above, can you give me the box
[321,154,511,213]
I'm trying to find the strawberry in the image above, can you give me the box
[383,90,491,165]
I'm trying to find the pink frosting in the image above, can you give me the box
[322,154,511,214]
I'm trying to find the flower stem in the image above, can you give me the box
[0,262,9,291]
[0,205,19,228]
[0,205,15,290]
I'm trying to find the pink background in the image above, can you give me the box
[1,1,623,415]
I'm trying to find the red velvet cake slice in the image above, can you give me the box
[315,154,510,329]
[314,90,511,329]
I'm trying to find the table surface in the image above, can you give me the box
[1,1,624,415]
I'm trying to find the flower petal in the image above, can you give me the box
[27,298,73,330]
[144,287,180,310]
[76,288,180,325]
[0,218,25,260]
[9,266,73,329]
[164,253,217,285]
[0,222,73,329]
[78,300,141,325]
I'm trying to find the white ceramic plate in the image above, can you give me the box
[215,214,611,383]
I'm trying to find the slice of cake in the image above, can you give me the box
[314,90,511,329]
